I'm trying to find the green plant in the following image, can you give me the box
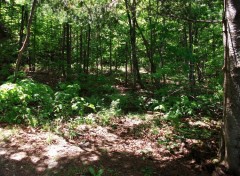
[88,167,104,176]
[0,79,53,124]
[141,166,154,176]
[7,71,27,82]
[46,132,54,145]
[53,83,95,119]
[97,110,112,126]
[140,96,160,111]
[109,93,143,114]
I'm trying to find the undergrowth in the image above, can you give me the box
[0,74,223,129]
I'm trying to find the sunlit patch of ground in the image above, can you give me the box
[0,115,224,176]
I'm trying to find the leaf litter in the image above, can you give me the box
[0,115,228,176]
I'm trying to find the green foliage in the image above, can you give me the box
[53,83,95,119]
[7,71,27,82]
[140,96,160,111]
[0,64,13,82]
[115,93,143,114]
[164,95,200,121]
[0,79,53,125]
[0,80,95,125]
[88,167,104,176]
[160,86,223,123]
[141,167,154,176]
[79,75,117,96]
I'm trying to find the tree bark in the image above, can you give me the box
[66,23,71,79]
[125,42,129,86]
[125,0,143,89]
[109,32,112,74]
[222,0,240,175]
[19,5,25,49]
[99,34,103,73]
[14,0,37,82]
[188,21,196,93]
[61,24,66,77]
[79,28,83,73]
[85,23,91,74]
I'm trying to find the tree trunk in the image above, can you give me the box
[96,31,100,76]
[115,49,118,72]
[79,28,83,73]
[125,42,129,86]
[61,24,66,77]
[19,5,25,49]
[85,24,91,74]
[109,33,112,74]
[66,23,71,79]
[32,15,36,72]
[222,0,240,175]
[135,19,157,86]
[188,21,196,93]
[14,0,37,82]
[125,0,143,89]
[100,34,103,73]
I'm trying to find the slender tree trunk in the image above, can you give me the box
[14,0,37,82]
[188,21,195,93]
[221,0,240,175]
[79,28,83,73]
[115,49,118,72]
[157,2,166,85]
[125,42,128,86]
[86,23,91,74]
[135,19,157,85]
[125,0,143,89]
[96,31,100,76]
[19,5,25,49]
[148,0,155,84]
[61,24,66,77]
[32,15,36,72]
[99,34,103,73]
[109,33,112,74]
[66,23,71,79]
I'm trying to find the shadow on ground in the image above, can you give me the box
[0,143,212,176]
[0,121,220,176]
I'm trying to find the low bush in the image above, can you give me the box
[0,79,95,126]
[0,79,53,125]
[158,86,223,122]
[54,83,95,118]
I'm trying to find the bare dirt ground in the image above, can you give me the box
[0,115,225,176]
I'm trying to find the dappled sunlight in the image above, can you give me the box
[0,126,85,174]
[0,116,219,175]
[0,83,16,91]
[0,0,230,174]
[0,102,222,176]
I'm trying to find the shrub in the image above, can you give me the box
[118,93,143,114]
[0,80,95,125]
[53,83,95,119]
[0,79,53,125]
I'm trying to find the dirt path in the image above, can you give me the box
[0,117,220,176]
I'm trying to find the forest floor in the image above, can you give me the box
[0,114,228,176]
[0,72,229,176]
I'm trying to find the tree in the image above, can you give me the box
[14,0,37,81]
[221,0,240,175]
[125,0,143,88]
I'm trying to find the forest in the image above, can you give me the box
[0,0,239,175]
